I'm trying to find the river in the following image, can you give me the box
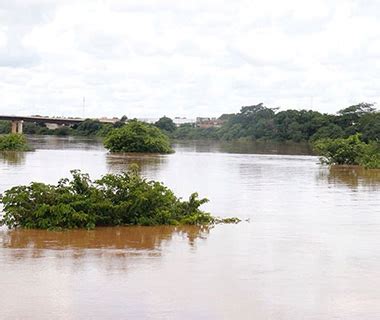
[0,136,379,319]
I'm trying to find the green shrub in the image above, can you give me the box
[313,134,380,168]
[359,142,380,169]
[0,120,11,134]
[104,120,173,153]
[0,168,238,230]
[0,134,29,151]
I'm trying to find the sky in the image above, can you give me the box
[0,0,379,118]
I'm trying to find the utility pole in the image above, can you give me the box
[82,96,85,119]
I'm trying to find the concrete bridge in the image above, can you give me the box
[0,115,119,133]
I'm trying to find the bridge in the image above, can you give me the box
[0,115,119,133]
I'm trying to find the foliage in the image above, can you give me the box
[72,119,103,136]
[0,120,11,134]
[313,134,380,168]
[23,122,52,135]
[310,123,344,141]
[155,116,176,133]
[171,124,219,140]
[169,102,380,144]
[22,119,122,137]
[0,134,29,151]
[113,115,128,128]
[359,142,380,169]
[104,119,174,153]
[5,102,380,145]
[0,168,239,230]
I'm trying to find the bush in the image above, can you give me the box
[0,120,11,134]
[0,134,29,151]
[104,120,173,153]
[0,168,238,230]
[155,116,176,133]
[313,134,380,168]
[360,142,380,169]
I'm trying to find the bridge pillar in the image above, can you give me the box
[11,120,23,134]
[17,121,23,134]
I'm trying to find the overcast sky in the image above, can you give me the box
[0,0,379,118]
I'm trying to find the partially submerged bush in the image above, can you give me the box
[104,120,173,153]
[313,134,380,168]
[0,134,29,151]
[0,168,239,229]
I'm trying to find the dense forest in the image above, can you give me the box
[170,103,380,142]
[1,103,379,143]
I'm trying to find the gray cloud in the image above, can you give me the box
[0,0,380,118]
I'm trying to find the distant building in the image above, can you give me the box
[196,117,224,128]
[173,117,196,126]
[137,117,196,127]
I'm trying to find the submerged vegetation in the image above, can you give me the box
[104,120,173,153]
[0,134,29,151]
[0,167,238,230]
[313,134,380,169]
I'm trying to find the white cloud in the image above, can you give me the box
[0,0,380,118]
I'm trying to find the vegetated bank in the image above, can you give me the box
[168,102,380,142]
[313,134,380,169]
[0,134,30,151]
[104,119,173,153]
[2,102,380,145]
[0,167,239,230]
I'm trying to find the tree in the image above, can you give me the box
[336,102,376,129]
[104,119,174,153]
[72,119,102,135]
[0,134,29,151]
[0,120,11,134]
[155,116,176,133]
[113,115,128,128]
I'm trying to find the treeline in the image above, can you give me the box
[168,103,380,142]
[1,103,379,143]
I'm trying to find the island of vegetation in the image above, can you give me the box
[0,134,29,151]
[104,119,173,153]
[0,167,239,230]
[313,134,380,169]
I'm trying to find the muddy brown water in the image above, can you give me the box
[0,136,379,319]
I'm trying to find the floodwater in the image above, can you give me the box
[0,136,380,320]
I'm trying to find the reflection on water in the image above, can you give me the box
[0,151,26,166]
[27,135,104,151]
[318,166,380,190]
[0,225,210,252]
[173,139,314,155]
[106,153,168,174]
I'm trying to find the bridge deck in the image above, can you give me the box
[0,116,117,125]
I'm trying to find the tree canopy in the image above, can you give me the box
[0,134,29,151]
[155,116,176,133]
[104,119,173,153]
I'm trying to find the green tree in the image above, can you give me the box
[72,119,103,136]
[0,120,11,134]
[313,134,380,168]
[155,116,176,133]
[113,115,128,128]
[0,134,29,151]
[104,119,174,153]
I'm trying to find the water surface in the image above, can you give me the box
[0,137,379,319]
